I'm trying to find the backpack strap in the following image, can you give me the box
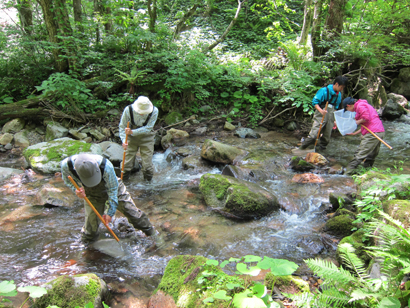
[128,105,136,126]
[321,85,338,108]
[67,156,106,184]
[67,157,79,179]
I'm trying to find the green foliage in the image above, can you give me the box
[0,280,47,308]
[202,255,298,307]
[35,73,104,114]
[289,211,410,308]
[114,67,153,95]
[352,169,410,227]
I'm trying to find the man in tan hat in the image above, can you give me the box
[119,96,158,181]
[61,153,155,242]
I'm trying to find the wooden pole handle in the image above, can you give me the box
[68,175,120,242]
[121,122,130,180]
[361,125,393,150]
[314,101,329,148]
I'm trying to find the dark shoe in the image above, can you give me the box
[299,138,314,150]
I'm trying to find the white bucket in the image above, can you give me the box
[334,110,357,135]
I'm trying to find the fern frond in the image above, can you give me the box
[317,287,351,308]
[285,292,315,307]
[305,258,356,285]
[338,243,369,281]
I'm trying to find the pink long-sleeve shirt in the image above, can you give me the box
[353,99,385,135]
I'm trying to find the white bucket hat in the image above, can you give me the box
[132,96,153,115]
[74,154,101,187]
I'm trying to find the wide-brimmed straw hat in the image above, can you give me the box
[132,96,153,115]
[74,154,101,187]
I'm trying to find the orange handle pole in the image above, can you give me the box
[361,125,393,150]
[68,175,120,242]
[314,101,329,148]
[121,122,130,180]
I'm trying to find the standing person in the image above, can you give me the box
[343,97,385,175]
[299,76,349,151]
[119,96,158,181]
[61,153,155,242]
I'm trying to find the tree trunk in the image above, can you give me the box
[204,0,247,52]
[146,0,157,51]
[94,0,101,45]
[104,6,112,33]
[37,0,70,72]
[0,96,108,123]
[17,0,33,35]
[173,3,199,39]
[299,0,313,45]
[73,0,84,32]
[324,0,348,36]
[311,0,324,60]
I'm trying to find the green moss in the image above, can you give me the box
[158,255,243,308]
[199,174,231,200]
[34,274,101,308]
[265,273,310,293]
[338,230,371,264]
[164,112,183,125]
[325,215,356,238]
[226,185,264,212]
[24,139,92,166]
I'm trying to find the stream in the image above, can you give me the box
[1,119,410,300]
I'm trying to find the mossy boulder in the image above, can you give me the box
[157,255,244,308]
[201,139,248,164]
[23,137,102,174]
[329,192,355,212]
[357,171,410,201]
[34,274,108,308]
[290,156,315,172]
[324,209,358,238]
[164,112,183,126]
[199,173,280,219]
[265,272,310,294]
[383,199,410,228]
[336,229,371,265]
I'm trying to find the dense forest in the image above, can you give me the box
[1,0,409,127]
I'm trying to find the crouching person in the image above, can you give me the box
[61,153,155,242]
[343,97,385,175]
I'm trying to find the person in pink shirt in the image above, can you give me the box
[343,97,385,175]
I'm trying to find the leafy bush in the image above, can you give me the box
[288,212,410,308]
[35,73,104,114]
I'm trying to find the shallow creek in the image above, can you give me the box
[0,122,409,298]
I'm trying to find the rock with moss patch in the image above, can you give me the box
[336,229,371,265]
[157,255,244,308]
[164,112,183,126]
[324,209,358,238]
[265,272,310,294]
[357,171,410,201]
[201,139,248,164]
[199,173,281,219]
[34,273,108,308]
[383,199,410,228]
[290,156,315,172]
[329,192,355,212]
[23,137,102,174]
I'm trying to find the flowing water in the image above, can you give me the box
[1,119,409,298]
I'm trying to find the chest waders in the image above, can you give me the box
[123,105,155,181]
[68,157,154,241]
